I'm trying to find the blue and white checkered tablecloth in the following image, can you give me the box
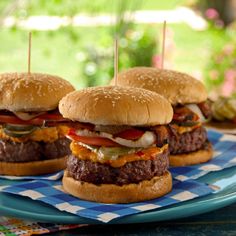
[170,130,236,181]
[0,171,63,181]
[0,179,213,223]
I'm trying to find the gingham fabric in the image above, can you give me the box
[0,171,64,181]
[170,130,236,181]
[0,216,86,236]
[0,179,213,223]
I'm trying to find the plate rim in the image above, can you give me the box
[1,185,236,224]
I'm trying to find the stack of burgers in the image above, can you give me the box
[0,67,213,204]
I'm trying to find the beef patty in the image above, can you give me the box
[0,138,71,162]
[169,125,208,154]
[67,148,169,186]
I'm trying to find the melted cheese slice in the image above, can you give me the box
[13,111,45,120]
[172,123,201,134]
[70,141,168,168]
[0,125,70,143]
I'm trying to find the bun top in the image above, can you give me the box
[111,67,208,105]
[59,86,173,126]
[0,73,75,112]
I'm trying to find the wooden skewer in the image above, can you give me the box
[28,32,32,75]
[114,36,119,86]
[161,20,166,69]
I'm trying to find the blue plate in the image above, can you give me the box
[1,166,236,224]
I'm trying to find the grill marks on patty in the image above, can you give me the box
[0,138,71,162]
[67,149,169,185]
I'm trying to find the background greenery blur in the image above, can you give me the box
[0,0,236,97]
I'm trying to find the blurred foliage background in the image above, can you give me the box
[0,0,236,98]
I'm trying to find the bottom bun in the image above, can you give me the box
[0,157,67,176]
[169,142,213,167]
[63,170,172,203]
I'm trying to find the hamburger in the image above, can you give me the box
[112,67,213,166]
[59,86,173,203]
[0,72,74,176]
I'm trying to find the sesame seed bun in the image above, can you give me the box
[0,157,66,176]
[169,142,213,166]
[63,170,172,203]
[59,86,173,126]
[0,73,75,112]
[111,67,207,105]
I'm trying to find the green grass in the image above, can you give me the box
[141,0,187,10]
[0,24,228,89]
[0,0,189,16]
[0,26,112,89]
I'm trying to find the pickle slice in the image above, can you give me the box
[3,124,38,137]
[98,147,138,160]
[212,97,236,121]
[220,104,235,119]
[212,100,225,121]
[179,121,200,127]
[227,98,236,113]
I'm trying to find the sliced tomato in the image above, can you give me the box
[38,113,66,121]
[68,132,120,147]
[0,114,63,126]
[70,135,120,147]
[0,112,95,130]
[0,115,44,126]
[115,128,144,140]
[173,113,184,121]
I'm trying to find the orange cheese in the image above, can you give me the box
[70,141,168,168]
[172,123,201,134]
[0,125,70,143]
[57,125,70,137]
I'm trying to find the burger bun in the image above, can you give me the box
[169,142,213,166]
[0,157,66,176]
[112,67,207,105]
[59,86,173,126]
[63,170,172,203]
[0,72,74,112]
